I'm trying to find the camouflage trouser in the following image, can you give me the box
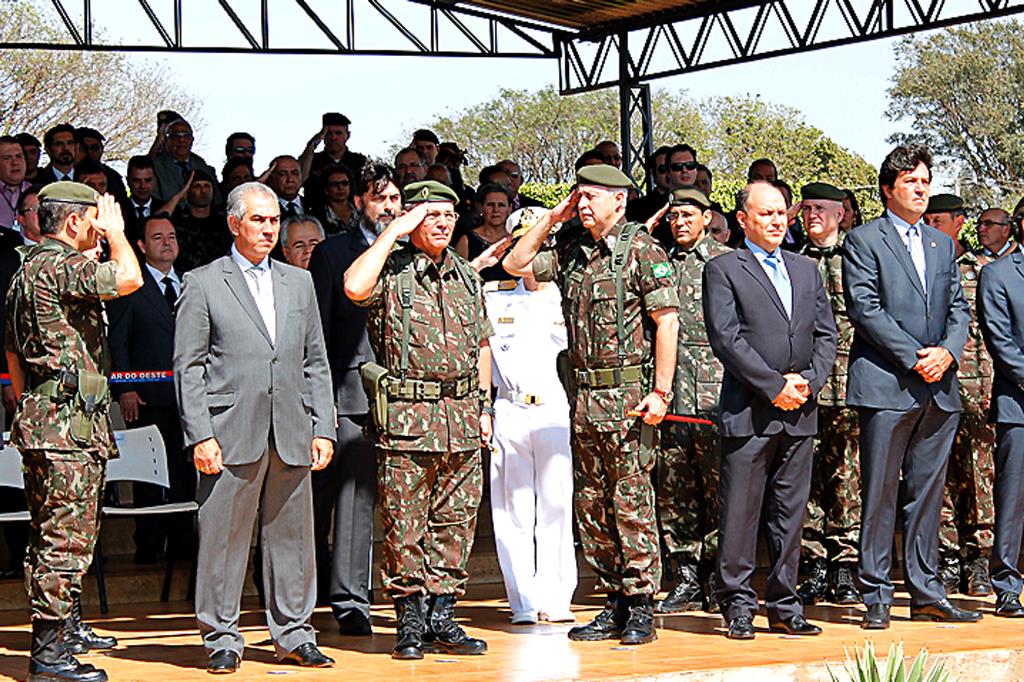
[939,402,995,559]
[656,419,719,570]
[802,405,861,564]
[573,420,661,596]
[377,448,482,600]
[21,449,105,622]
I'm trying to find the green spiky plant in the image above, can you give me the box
[827,641,954,682]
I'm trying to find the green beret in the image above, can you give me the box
[576,165,633,189]
[925,193,964,214]
[403,180,458,205]
[668,185,711,209]
[37,181,99,206]
[800,182,845,202]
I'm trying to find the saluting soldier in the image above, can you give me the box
[648,186,729,615]
[794,182,862,606]
[505,165,680,646]
[922,194,1000,596]
[344,180,492,661]
[4,182,142,682]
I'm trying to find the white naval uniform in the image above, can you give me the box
[486,280,577,621]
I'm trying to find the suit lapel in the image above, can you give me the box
[737,249,788,321]
[221,257,273,346]
[140,268,174,332]
[272,264,287,349]
[879,217,926,300]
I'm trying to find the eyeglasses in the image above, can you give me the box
[20,207,38,214]
[669,161,698,172]
[167,131,192,139]
[396,162,423,170]
[231,146,254,154]
[979,219,1010,227]
[424,211,457,221]
[507,171,521,178]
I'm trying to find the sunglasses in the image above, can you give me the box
[231,146,254,154]
[669,161,698,172]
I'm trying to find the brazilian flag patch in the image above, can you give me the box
[652,262,672,278]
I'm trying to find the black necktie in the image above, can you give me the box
[136,205,146,220]
[176,161,190,181]
[283,201,297,218]
[162,276,177,311]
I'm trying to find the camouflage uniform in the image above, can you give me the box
[798,239,861,564]
[657,235,730,572]
[357,244,492,600]
[3,239,119,623]
[533,221,679,596]
[939,251,995,561]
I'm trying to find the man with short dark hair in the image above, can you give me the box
[626,145,672,224]
[126,155,157,239]
[16,133,41,184]
[225,132,255,161]
[594,140,622,168]
[75,160,108,196]
[666,145,699,190]
[412,129,440,166]
[38,124,78,185]
[394,148,426,188]
[843,146,978,629]
[0,135,30,229]
[75,128,127,201]
[747,158,778,183]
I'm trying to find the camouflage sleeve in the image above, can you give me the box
[3,288,16,354]
[60,254,118,300]
[351,259,390,309]
[634,236,679,312]
[531,248,558,283]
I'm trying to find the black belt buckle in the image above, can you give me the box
[440,379,456,398]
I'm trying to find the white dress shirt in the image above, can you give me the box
[231,244,275,343]
[146,262,180,297]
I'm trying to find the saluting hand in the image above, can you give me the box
[193,437,223,476]
[548,188,580,224]
[311,437,334,471]
[87,194,126,238]
[387,203,431,239]
[645,201,670,233]
[470,236,511,273]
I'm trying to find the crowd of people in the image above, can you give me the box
[2,110,1024,682]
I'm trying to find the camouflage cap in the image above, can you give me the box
[576,164,633,189]
[925,193,964,214]
[800,182,845,202]
[403,180,458,205]
[668,185,711,209]
[38,181,99,206]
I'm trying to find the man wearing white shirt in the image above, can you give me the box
[269,155,306,219]
[107,215,194,564]
[486,274,577,625]
[126,155,158,238]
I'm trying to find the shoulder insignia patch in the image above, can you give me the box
[652,262,672,278]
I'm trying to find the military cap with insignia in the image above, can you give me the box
[322,112,351,127]
[576,165,634,189]
[800,182,845,202]
[925,193,964,214]
[669,185,712,209]
[38,181,99,206]
[403,180,459,205]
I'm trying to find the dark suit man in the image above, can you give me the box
[306,162,403,635]
[842,145,978,629]
[174,182,336,673]
[703,182,837,640]
[978,252,1024,617]
[107,215,194,562]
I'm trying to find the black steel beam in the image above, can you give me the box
[559,0,1024,94]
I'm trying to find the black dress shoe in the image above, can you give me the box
[207,650,240,674]
[861,603,890,630]
[281,643,334,668]
[769,614,822,636]
[337,611,373,636]
[995,592,1024,618]
[910,598,982,623]
[725,614,755,640]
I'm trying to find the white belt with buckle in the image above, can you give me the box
[499,389,543,406]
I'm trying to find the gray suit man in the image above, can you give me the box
[842,146,977,629]
[978,251,1024,616]
[174,182,336,674]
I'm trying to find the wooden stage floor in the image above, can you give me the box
[0,587,1022,681]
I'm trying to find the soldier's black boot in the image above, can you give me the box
[797,558,828,605]
[567,593,628,641]
[939,554,961,595]
[964,556,993,597]
[423,594,487,655]
[830,563,862,605]
[391,595,426,660]
[28,620,108,682]
[620,595,657,645]
[62,595,117,654]
[656,563,702,613]
[703,570,721,614]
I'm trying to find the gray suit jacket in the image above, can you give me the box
[979,251,1024,425]
[842,214,971,412]
[703,248,837,438]
[173,254,335,466]
[152,152,221,205]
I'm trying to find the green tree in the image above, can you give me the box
[887,20,1024,208]
[0,1,201,162]
[396,87,877,215]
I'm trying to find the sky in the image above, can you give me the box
[30,0,964,185]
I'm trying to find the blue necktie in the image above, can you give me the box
[764,252,792,319]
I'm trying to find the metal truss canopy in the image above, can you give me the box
[557,0,1024,93]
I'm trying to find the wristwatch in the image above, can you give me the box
[652,387,673,404]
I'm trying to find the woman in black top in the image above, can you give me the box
[455,182,515,282]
